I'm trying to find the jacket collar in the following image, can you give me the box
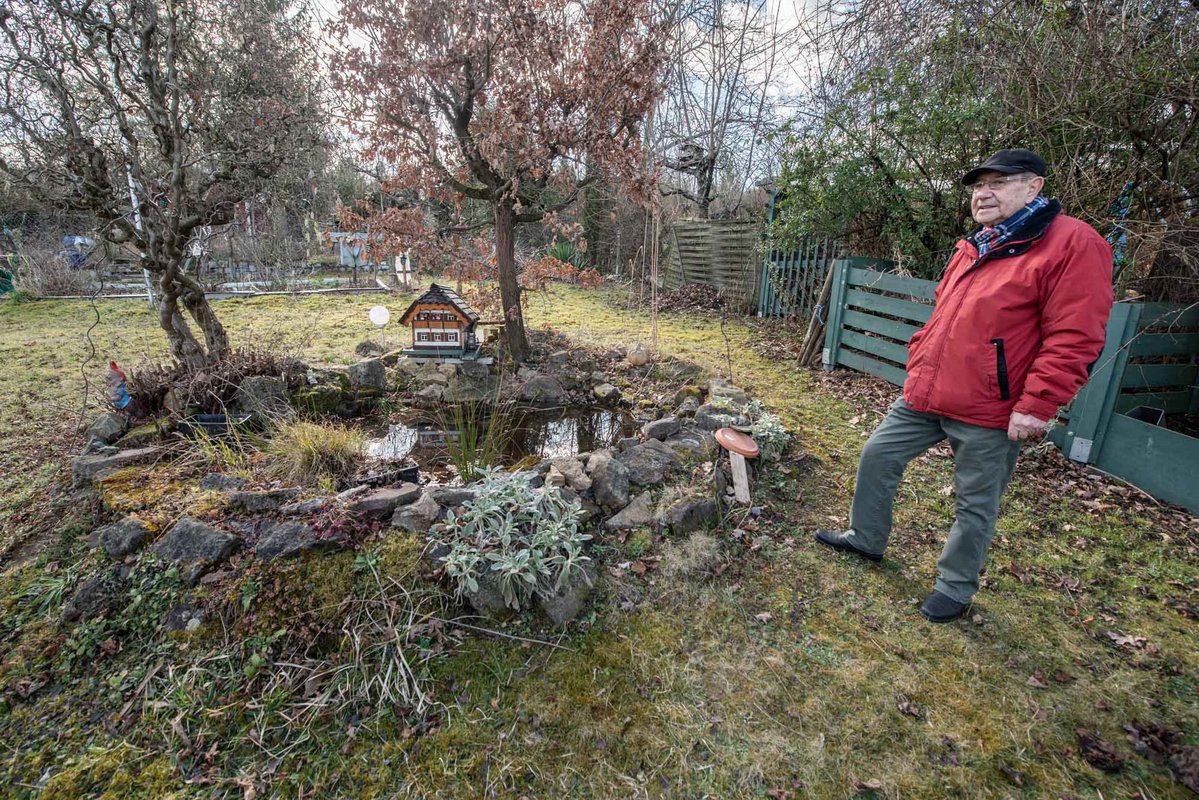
[961,199,1061,261]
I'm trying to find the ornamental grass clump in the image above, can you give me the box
[264,420,365,486]
[437,467,592,611]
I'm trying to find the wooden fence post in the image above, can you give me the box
[822,259,849,371]
[1060,302,1139,463]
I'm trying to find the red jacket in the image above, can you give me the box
[904,202,1113,429]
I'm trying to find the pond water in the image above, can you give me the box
[365,406,637,466]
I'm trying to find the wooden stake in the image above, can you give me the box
[730,452,751,504]
[799,263,837,366]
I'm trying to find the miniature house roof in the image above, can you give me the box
[398,283,481,326]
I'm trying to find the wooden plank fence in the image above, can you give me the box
[821,260,936,385]
[663,219,762,310]
[821,261,1199,513]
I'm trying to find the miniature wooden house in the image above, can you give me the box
[399,283,481,358]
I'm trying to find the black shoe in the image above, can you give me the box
[813,529,883,562]
[919,590,968,623]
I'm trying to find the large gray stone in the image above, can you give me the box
[236,376,288,415]
[675,397,701,417]
[345,483,422,518]
[255,521,340,561]
[416,385,445,403]
[414,363,451,386]
[658,496,719,535]
[545,464,567,489]
[707,379,749,409]
[443,372,499,402]
[591,456,631,510]
[549,458,591,492]
[62,566,129,622]
[694,404,750,432]
[585,450,614,475]
[279,497,329,516]
[228,488,301,513]
[200,473,248,492]
[594,383,622,401]
[518,373,565,403]
[616,442,678,486]
[664,429,713,457]
[428,485,479,508]
[459,360,491,380]
[87,412,129,446]
[153,517,239,582]
[349,358,388,391]
[604,492,654,530]
[465,571,514,618]
[355,340,385,358]
[391,493,441,533]
[642,416,681,441]
[538,563,597,627]
[72,447,160,487]
[93,517,151,558]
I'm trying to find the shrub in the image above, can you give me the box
[747,399,791,460]
[126,345,304,416]
[12,250,93,297]
[544,240,586,269]
[436,467,591,611]
[264,420,365,486]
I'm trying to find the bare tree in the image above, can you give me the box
[0,0,327,368]
[656,0,795,218]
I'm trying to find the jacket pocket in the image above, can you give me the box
[991,338,1011,400]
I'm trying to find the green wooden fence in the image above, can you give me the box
[821,259,934,384]
[757,238,838,319]
[822,261,1199,513]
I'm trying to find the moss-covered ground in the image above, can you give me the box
[1,284,1196,798]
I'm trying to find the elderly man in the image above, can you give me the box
[814,149,1114,622]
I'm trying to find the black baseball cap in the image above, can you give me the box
[961,149,1047,185]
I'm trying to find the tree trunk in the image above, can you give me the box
[494,203,529,362]
[156,257,231,370]
[158,274,208,371]
[180,281,230,361]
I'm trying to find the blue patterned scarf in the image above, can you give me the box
[972,195,1050,257]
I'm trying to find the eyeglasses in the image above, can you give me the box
[966,174,1038,193]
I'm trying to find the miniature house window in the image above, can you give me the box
[417,332,430,342]
[444,331,459,342]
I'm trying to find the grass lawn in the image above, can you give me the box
[0,284,1196,799]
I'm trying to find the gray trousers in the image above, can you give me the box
[842,398,1021,603]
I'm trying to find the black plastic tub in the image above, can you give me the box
[176,413,256,438]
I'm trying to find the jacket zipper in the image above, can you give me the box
[991,338,1011,400]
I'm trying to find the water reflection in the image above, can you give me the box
[364,407,635,464]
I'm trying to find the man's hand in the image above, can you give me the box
[1008,411,1049,442]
